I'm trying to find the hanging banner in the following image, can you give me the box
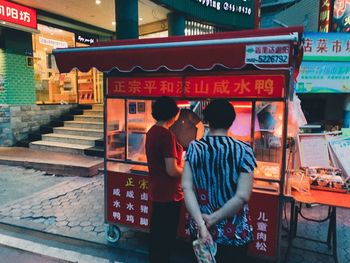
[0,0,37,29]
[303,32,350,61]
[108,75,285,99]
[296,61,350,93]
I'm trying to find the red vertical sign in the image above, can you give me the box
[0,0,37,29]
[248,192,280,258]
[318,0,332,32]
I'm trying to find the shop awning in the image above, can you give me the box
[53,27,303,74]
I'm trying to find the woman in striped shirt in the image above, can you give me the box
[182,99,257,263]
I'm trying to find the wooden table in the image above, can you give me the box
[286,190,350,263]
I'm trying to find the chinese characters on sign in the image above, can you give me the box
[108,77,183,97]
[108,75,285,99]
[185,75,285,98]
[255,212,269,252]
[108,172,151,229]
[245,44,290,65]
[303,32,350,61]
[0,0,37,29]
[248,192,279,258]
[318,0,332,32]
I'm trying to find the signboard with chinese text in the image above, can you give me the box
[107,171,152,229]
[248,192,279,258]
[39,36,68,49]
[245,44,290,65]
[108,75,285,99]
[296,61,350,93]
[184,75,285,98]
[0,0,37,29]
[332,0,350,32]
[108,77,183,97]
[107,170,190,236]
[318,0,332,32]
[303,32,350,61]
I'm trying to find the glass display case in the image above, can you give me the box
[107,98,285,194]
[106,98,154,163]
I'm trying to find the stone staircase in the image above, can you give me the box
[30,104,104,156]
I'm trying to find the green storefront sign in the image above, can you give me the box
[153,0,258,29]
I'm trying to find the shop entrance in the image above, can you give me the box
[33,24,103,105]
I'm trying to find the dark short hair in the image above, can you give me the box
[203,99,236,129]
[152,96,179,121]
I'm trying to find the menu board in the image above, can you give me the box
[297,134,332,168]
[329,137,350,179]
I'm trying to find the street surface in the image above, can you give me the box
[0,244,72,263]
[0,164,349,262]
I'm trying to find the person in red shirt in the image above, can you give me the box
[146,96,184,263]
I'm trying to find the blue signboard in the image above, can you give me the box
[303,32,350,62]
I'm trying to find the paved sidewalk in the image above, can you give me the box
[0,244,72,263]
[0,164,349,262]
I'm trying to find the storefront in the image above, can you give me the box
[33,24,103,104]
[296,32,350,131]
[0,0,112,146]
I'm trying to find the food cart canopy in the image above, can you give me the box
[53,27,303,74]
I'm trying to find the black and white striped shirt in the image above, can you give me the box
[185,135,257,246]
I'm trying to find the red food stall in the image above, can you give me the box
[53,26,303,261]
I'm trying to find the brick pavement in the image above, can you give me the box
[0,165,349,262]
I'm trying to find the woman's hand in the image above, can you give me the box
[198,224,213,244]
[202,213,219,228]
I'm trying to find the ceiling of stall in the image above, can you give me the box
[12,0,169,31]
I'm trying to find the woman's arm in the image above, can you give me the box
[182,161,212,241]
[203,172,253,228]
[164,157,183,177]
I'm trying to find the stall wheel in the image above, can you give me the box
[106,225,121,243]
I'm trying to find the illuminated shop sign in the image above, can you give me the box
[318,0,332,32]
[0,0,37,29]
[332,0,350,32]
[75,34,98,45]
[154,0,258,29]
[303,32,350,61]
[194,0,252,15]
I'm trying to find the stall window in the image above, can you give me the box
[106,99,154,163]
[126,100,154,163]
[229,101,255,143]
[107,99,125,160]
[33,24,77,104]
[253,101,284,182]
